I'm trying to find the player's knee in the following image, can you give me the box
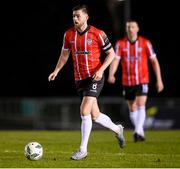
[91,111,100,121]
[91,115,97,121]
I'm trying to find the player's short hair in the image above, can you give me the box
[126,19,138,24]
[126,19,139,26]
[72,4,89,15]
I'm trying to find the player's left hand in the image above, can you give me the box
[156,80,164,93]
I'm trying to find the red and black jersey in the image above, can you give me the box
[63,25,112,81]
[115,36,156,86]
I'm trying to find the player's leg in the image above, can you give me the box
[135,95,147,140]
[79,96,96,152]
[133,84,148,141]
[71,96,95,160]
[92,100,119,132]
[124,86,138,137]
[125,85,147,142]
[127,100,138,128]
[92,100,125,148]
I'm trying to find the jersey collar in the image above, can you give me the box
[127,36,138,44]
[77,25,91,35]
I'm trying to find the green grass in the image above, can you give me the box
[0,130,180,168]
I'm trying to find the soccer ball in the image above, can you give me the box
[24,142,43,160]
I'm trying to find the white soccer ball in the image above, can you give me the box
[24,142,43,160]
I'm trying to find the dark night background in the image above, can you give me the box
[0,0,179,98]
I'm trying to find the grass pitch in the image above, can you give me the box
[0,130,179,168]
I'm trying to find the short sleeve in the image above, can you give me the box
[146,40,156,59]
[62,32,70,51]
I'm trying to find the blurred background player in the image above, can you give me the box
[108,20,164,142]
[48,4,125,160]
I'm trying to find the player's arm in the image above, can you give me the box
[108,56,120,84]
[93,47,115,81]
[48,48,70,81]
[150,57,164,92]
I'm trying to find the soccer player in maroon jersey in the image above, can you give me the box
[108,20,164,142]
[48,4,125,160]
